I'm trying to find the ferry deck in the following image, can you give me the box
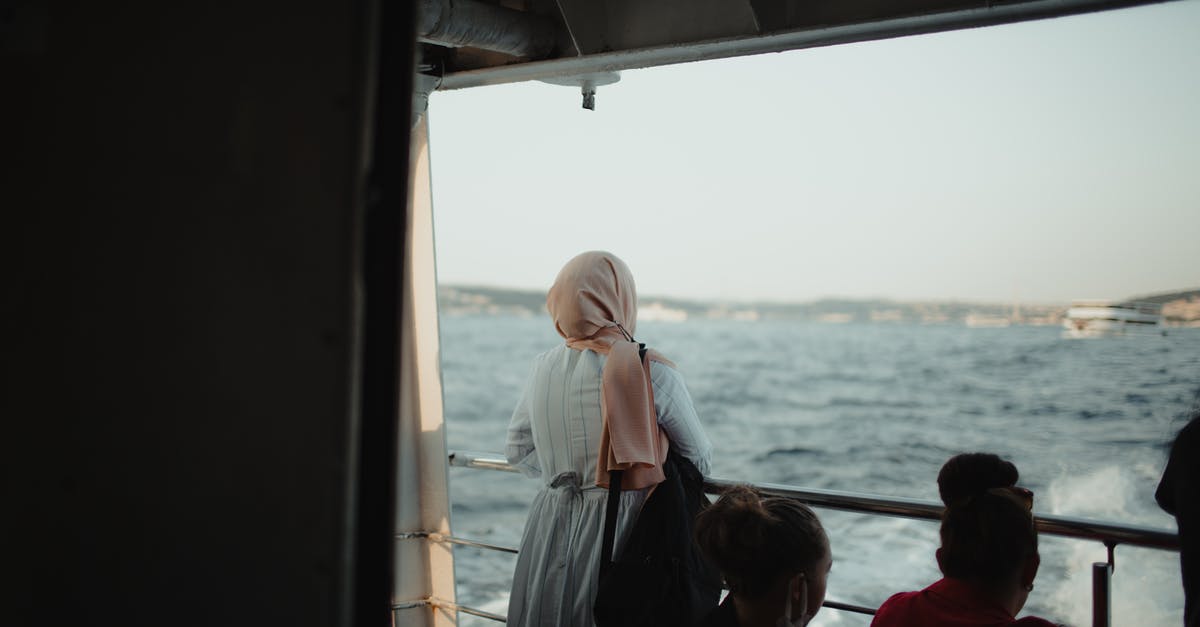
[6,1,1185,627]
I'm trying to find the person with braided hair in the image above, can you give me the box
[871,453,1059,626]
[693,485,832,627]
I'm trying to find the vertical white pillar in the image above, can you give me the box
[394,112,457,626]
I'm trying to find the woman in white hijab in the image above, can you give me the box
[505,251,714,626]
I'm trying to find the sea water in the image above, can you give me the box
[440,315,1200,626]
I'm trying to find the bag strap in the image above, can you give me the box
[599,468,623,579]
[598,344,648,579]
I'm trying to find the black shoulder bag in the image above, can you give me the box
[593,347,721,627]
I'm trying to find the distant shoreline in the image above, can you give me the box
[439,285,1200,326]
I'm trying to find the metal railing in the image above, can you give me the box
[398,450,1181,625]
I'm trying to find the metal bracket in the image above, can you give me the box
[393,597,507,622]
[396,530,519,554]
[539,71,620,111]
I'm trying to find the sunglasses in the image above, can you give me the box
[1006,486,1034,511]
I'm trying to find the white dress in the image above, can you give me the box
[505,344,713,627]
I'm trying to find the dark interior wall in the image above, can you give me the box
[4,2,384,624]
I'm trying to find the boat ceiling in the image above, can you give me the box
[419,0,1172,91]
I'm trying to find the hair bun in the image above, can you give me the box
[937,452,1019,506]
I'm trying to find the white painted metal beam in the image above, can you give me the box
[393,114,457,627]
[439,0,1172,90]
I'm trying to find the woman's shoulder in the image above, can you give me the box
[527,344,606,375]
[868,590,921,625]
[647,357,683,379]
[529,343,574,365]
[648,360,691,397]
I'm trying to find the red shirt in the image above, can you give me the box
[871,578,1059,627]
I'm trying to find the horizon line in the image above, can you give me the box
[438,282,1200,308]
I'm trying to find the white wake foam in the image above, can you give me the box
[1040,465,1181,626]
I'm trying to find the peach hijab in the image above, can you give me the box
[546,251,671,490]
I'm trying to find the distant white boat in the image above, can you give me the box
[1062,300,1163,337]
[639,301,688,322]
[704,307,760,322]
[964,314,1011,328]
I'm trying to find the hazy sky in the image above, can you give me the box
[428,1,1200,304]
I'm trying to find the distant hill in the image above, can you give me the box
[442,285,545,308]
[1128,288,1200,305]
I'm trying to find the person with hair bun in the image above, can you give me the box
[871,454,1057,626]
[693,485,832,627]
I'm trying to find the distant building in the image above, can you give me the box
[817,312,854,324]
[1163,296,1200,325]
[870,309,904,322]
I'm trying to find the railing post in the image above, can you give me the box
[394,112,457,627]
[1092,561,1112,627]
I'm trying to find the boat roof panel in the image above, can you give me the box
[420,0,1175,89]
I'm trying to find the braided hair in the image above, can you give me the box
[694,485,828,598]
